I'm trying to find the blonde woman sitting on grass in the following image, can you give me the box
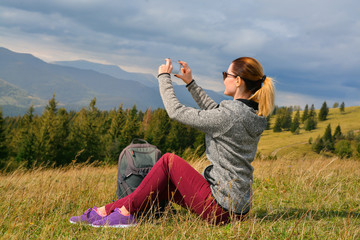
[70,57,275,227]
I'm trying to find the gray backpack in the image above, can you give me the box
[115,139,162,199]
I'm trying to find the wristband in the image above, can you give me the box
[186,79,195,87]
[157,73,171,78]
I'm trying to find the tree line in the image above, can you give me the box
[0,98,356,171]
[0,95,205,171]
[271,101,346,133]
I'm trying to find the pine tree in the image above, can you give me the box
[192,129,205,157]
[291,110,300,133]
[141,107,152,134]
[143,108,170,152]
[272,105,279,115]
[46,94,58,112]
[37,95,71,166]
[333,102,339,108]
[281,108,292,130]
[265,115,271,130]
[340,102,345,113]
[273,115,282,132]
[318,101,329,121]
[16,106,37,168]
[119,105,141,150]
[137,110,145,122]
[304,104,317,131]
[312,135,324,153]
[0,109,8,168]
[273,107,292,131]
[333,125,343,140]
[322,124,334,151]
[68,98,102,163]
[301,104,309,123]
[309,104,316,118]
[84,97,102,162]
[108,104,125,141]
[67,109,85,162]
[54,107,71,165]
[104,105,126,162]
[166,120,188,153]
[304,117,317,131]
[38,95,58,165]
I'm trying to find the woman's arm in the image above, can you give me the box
[186,80,219,110]
[157,72,232,136]
[175,60,218,110]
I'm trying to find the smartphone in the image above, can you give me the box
[171,61,182,75]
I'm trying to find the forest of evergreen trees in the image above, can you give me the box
[0,95,205,171]
[0,97,357,172]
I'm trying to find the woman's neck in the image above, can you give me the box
[233,89,251,100]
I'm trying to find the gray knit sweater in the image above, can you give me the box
[158,74,267,214]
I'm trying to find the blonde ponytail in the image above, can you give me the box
[249,76,275,117]
[231,57,275,116]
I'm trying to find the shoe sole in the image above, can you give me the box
[92,223,137,228]
[69,220,91,225]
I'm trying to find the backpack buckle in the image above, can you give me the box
[138,170,147,178]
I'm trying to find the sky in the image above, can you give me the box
[0,0,359,108]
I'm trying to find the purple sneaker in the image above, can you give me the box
[69,206,103,225]
[92,208,137,228]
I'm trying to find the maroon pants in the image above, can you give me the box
[105,153,245,225]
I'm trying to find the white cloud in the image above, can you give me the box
[254,20,298,39]
[221,29,267,55]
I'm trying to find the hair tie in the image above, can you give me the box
[261,75,266,82]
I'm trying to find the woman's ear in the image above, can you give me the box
[235,76,241,87]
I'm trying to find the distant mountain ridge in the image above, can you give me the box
[0,47,229,116]
[54,60,159,89]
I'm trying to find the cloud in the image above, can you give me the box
[0,0,359,107]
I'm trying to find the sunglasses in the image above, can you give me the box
[222,72,238,81]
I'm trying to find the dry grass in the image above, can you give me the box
[1,155,359,239]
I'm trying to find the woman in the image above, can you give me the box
[70,57,275,227]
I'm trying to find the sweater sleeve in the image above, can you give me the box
[186,80,219,110]
[158,74,232,135]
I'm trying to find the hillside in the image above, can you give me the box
[0,47,229,116]
[258,106,360,158]
[0,78,46,107]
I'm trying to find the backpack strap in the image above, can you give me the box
[118,178,133,196]
[131,138,149,144]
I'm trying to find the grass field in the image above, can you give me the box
[1,156,359,239]
[1,106,360,239]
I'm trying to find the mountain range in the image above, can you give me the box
[0,47,229,116]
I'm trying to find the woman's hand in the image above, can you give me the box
[158,58,173,75]
[175,61,192,85]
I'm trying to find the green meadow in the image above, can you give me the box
[1,106,359,239]
[258,106,360,158]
